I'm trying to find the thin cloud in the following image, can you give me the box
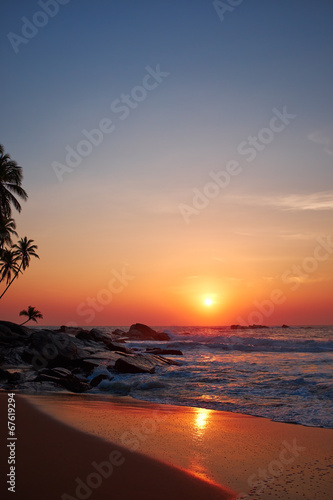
[230,192,333,211]
[308,127,333,156]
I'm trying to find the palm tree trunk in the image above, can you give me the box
[0,261,22,299]
[20,318,30,326]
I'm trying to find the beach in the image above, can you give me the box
[1,393,332,500]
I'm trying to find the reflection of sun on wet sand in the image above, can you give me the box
[28,393,333,499]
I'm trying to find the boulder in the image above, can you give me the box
[35,368,89,393]
[128,323,170,341]
[112,329,126,336]
[0,321,30,337]
[106,342,133,354]
[90,373,110,388]
[27,330,78,369]
[114,354,156,374]
[76,330,93,342]
[89,328,114,345]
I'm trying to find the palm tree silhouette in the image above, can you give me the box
[0,249,20,284]
[19,305,43,325]
[0,144,28,218]
[0,215,18,249]
[0,237,39,299]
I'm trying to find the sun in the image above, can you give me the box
[204,298,213,306]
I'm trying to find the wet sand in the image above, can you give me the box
[1,393,333,499]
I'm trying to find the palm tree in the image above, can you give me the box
[0,215,18,249]
[0,249,20,284]
[19,305,43,325]
[0,237,39,299]
[0,144,28,218]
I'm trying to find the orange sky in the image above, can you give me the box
[1,2,333,327]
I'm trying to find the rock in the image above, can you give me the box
[1,346,28,365]
[282,324,289,328]
[0,322,31,348]
[146,348,183,356]
[27,330,78,369]
[89,328,115,345]
[90,374,110,388]
[106,342,133,354]
[0,368,10,381]
[114,354,156,374]
[128,323,170,341]
[7,372,23,384]
[0,321,30,337]
[35,368,89,393]
[112,329,126,336]
[76,330,93,342]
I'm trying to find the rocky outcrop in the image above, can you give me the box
[0,321,182,394]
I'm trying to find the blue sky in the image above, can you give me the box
[1,0,333,325]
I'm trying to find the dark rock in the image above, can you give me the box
[28,330,78,369]
[89,328,114,345]
[0,321,30,337]
[0,322,31,348]
[90,374,110,387]
[0,369,10,381]
[128,323,170,341]
[282,324,289,328]
[35,369,89,393]
[7,372,23,384]
[112,329,126,336]
[106,342,133,354]
[76,330,93,342]
[114,354,156,374]
[146,348,183,356]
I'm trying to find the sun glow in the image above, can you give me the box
[204,298,213,306]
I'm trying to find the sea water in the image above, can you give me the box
[89,326,333,428]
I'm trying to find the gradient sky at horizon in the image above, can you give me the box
[1,0,332,326]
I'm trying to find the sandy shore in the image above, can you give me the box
[0,393,235,500]
[1,393,333,499]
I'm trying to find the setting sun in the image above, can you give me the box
[204,298,213,306]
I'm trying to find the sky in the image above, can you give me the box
[0,0,332,326]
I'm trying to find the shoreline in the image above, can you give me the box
[8,391,333,499]
[5,387,332,430]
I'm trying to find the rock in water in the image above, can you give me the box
[128,323,170,341]
[114,354,156,374]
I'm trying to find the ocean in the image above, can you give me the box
[82,325,333,429]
